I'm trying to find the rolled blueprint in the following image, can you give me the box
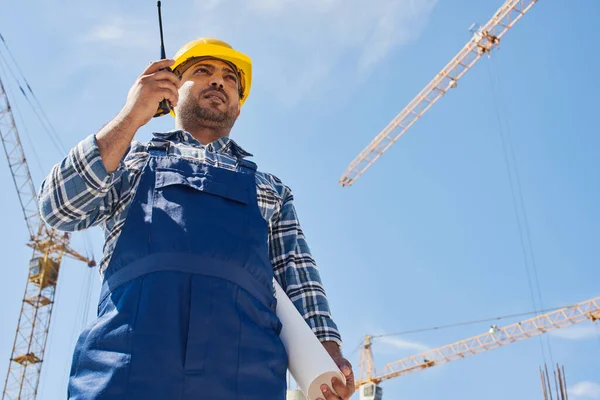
[274,280,346,400]
[286,389,307,400]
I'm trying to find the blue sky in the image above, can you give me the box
[1,0,599,399]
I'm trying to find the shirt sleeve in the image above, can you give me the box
[38,134,137,232]
[269,183,342,347]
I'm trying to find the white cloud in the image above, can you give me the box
[242,0,438,70]
[201,0,226,11]
[244,0,437,106]
[79,17,154,51]
[570,381,600,399]
[72,0,437,107]
[377,336,429,353]
[550,325,600,340]
[357,0,437,70]
[247,0,340,16]
[86,25,124,42]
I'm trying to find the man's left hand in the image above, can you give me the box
[319,341,355,400]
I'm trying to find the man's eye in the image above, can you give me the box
[226,75,237,81]
[195,67,209,74]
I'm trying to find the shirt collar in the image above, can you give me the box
[152,130,253,158]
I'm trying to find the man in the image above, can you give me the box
[39,38,354,400]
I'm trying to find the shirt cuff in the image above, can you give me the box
[316,330,343,348]
[310,317,343,348]
[70,134,122,192]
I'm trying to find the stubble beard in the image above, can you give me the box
[178,96,238,130]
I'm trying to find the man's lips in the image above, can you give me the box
[203,90,227,103]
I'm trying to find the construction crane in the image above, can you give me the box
[0,76,95,398]
[339,0,539,187]
[356,295,600,400]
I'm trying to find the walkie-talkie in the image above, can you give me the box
[153,0,172,117]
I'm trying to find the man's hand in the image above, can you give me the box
[319,341,355,400]
[96,59,181,173]
[120,59,181,129]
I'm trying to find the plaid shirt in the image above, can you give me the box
[38,130,341,345]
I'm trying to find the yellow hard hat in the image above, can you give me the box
[172,38,252,107]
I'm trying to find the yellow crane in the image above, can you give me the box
[356,295,600,400]
[339,0,539,187]
[0,74,95,399]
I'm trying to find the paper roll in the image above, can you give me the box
[274,280,346,400]
[286,389,307,400]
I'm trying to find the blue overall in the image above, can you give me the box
[68,140,288,399]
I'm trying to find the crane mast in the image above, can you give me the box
[357,295,600,399]
[0,76,94,399]
[339,0,539,187]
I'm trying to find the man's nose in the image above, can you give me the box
[210,77,224,89]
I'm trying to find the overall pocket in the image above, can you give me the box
[150,165,253,254]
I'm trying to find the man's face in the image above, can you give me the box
[175,58,241,130]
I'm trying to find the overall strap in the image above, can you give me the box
[236,158,258,175]
[147,140,171,156]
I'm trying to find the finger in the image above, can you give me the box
[343,368,355,389]
[156,88,179,107]
[150,70,182,88]
[331,377,351,399]
[338,359,353,378]
[142,59,175,75]
[319,384,340,400]
[155,80,180,93]
[338,359,354,387]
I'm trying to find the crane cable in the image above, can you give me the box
[0,32,67,155]
[371,304,567,340]
[0,32,98,274]
[352,301,600,366]
[0,33,98,276]
[0,32,99,394]
[485,56,554,366]
[0,50,65,156]
[0,55,46,176]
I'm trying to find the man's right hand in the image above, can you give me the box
[96,59,181,173]
[120,59,181,128]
